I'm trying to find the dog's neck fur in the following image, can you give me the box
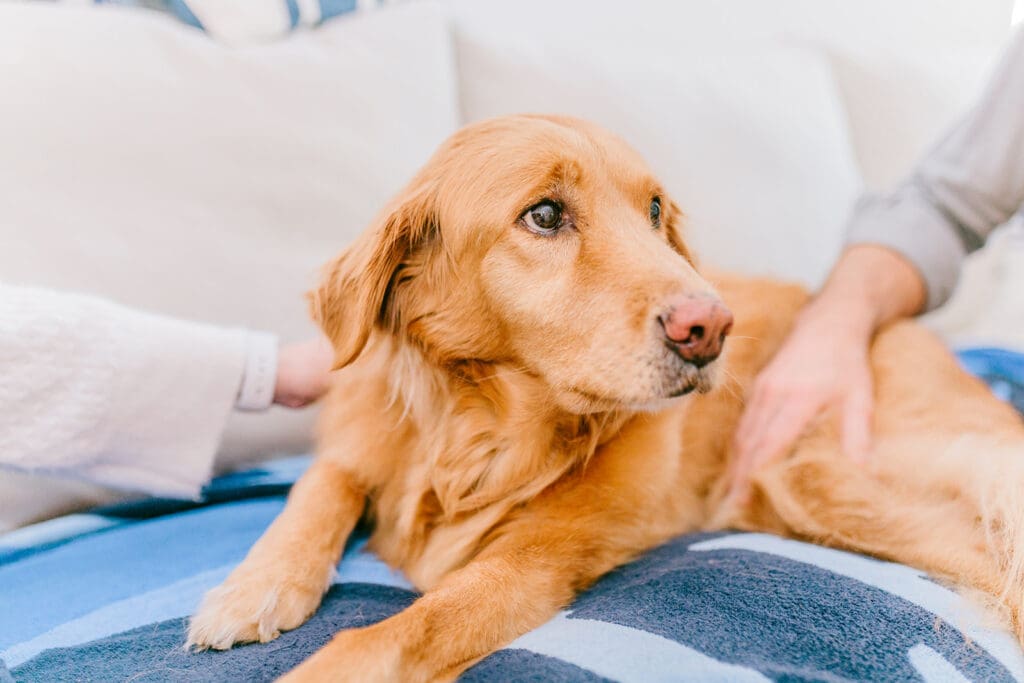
[364,336,634,586]
[384,338,631,520]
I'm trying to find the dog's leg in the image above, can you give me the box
[283,552,547,681]
[277,526,637,683]
[874,435,1024,641]
[747,441,1024,639]
[187,457,365,650]
[279,411,692,683]
[724,322,1024,641]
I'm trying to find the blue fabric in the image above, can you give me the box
[4,462,1024,681]
[956,347,1024,414]
[6,351,1024,681]
[5,519,1024,681]
[0,456,309,565]
[164,0,204,29]
[319,0,358,18]
[80,0,367,34]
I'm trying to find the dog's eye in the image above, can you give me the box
[521,200,563,235]
[650,197,662,228]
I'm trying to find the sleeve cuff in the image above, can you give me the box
[235,332,279,411]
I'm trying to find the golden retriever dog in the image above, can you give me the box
[188,114,1024,681]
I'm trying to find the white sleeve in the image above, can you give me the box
[235,331,278,412]
[0,283,269,498]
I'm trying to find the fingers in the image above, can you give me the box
[730,381,779,502]
[840,380,874,465]
[729,385,819,504]
[733,379,774,459]
[729,372,876,508]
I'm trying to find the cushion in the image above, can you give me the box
[444,0,1014,191]
[135,0,372,44]
[0,1,458,522]
[957,347,1024,414]
[3,457,1023,682]
[830,46,1000,191]
[924,218,1024,352]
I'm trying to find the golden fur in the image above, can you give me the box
[188,115,1024,681]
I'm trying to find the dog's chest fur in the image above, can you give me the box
[317,275,808,591]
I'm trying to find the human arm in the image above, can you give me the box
[728,28,1024,501]
[847,27,1024,312]
[0,284,331,498]
[728,245,924,500]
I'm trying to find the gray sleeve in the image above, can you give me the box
[846,27,1024,311]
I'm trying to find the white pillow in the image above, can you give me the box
[923,217,1024,351]
[442,0,1012,61]
[457,35,861,287]
[0,1,458,526]
[443,0,1013,244]
[828,47,999,190]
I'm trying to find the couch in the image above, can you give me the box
[0,0,1019,528]
[2,2,1023,679]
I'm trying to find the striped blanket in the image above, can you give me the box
[3,459,1023,682]
[3,350,1024,681]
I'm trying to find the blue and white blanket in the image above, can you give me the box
[3,347,1024,682]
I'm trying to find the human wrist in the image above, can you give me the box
[841,245,926,319]
[800,285,878,343]
[802,245,924,341]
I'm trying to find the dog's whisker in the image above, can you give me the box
[473,365,534,384]
[716,367,746,403]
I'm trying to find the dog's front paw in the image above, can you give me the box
[186,569,328,651]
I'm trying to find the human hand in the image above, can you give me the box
[728,306,874,503]
[726,244,926,504]
[273,336,335,408]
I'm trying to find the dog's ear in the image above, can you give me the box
[664,198,697,266]
[309,182,437,370]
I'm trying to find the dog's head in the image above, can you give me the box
[312,115,732,414]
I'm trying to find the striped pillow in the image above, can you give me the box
[70,0,385,42]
